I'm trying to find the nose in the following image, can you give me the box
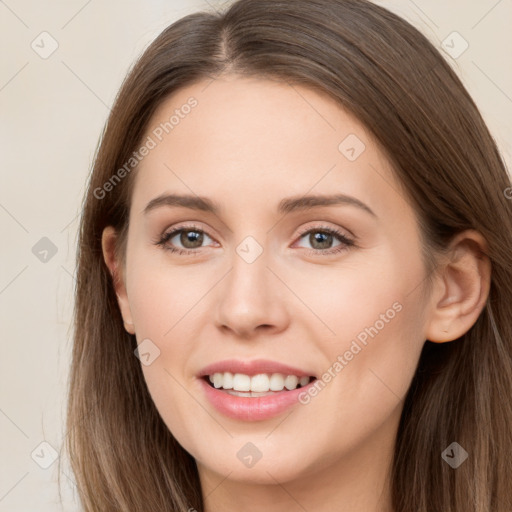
[214,246,290,339]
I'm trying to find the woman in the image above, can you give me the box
[64,0,512,510]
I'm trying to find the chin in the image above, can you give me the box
[194,442,315,484]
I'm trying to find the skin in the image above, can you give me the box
[102,74,491,512]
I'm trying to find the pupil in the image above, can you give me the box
[181,230,203,248]
[311,231,331,249]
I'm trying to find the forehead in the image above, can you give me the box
[129,75,409,222]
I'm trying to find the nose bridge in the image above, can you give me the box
[214,233,288,336]
[225,237,272,312]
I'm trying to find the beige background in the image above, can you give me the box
[1,0,511,510]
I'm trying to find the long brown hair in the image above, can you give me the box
[63,0,512,510]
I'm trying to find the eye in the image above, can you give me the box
[154,224,216,255]
[154,223,355,256]
[294,225,355,255]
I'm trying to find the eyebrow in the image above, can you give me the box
[143,193,377,217]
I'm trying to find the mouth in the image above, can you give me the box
[201,373,317,397]
[198,372,319,421]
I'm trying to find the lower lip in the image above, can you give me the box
[198,377,316,421]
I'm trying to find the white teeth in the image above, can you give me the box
[222,372,234,389]
[251,374,270,392]
[206,372,312,392]
[232,373,251,391]
[284,375,299,390]
[269,373,285,391]
[213,373,223,389]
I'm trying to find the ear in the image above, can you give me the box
[101,226,135,335]
[424,230,491,343]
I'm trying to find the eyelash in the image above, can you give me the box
[154,223,355,257]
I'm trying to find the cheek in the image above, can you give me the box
[313,263,428,423]
[280,251,412,344]
[302,245,427,398]
[337,300,424,394]
[125,250,216,434]
[127,267,203,453]
[127,249,211,340]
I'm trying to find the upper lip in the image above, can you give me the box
[198,359,316,378]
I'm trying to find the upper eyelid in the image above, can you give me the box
[296,224,353,238]
[162,223,353,246]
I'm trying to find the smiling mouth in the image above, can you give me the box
[201,375,316,398]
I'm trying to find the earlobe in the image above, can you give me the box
[424,230,491,343]
[101,226,136,335]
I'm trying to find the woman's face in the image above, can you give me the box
[108,75,434,488]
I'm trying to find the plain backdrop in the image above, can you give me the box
[1,0,511,510]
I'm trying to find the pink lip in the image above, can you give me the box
[197,358,315,378]
[198,377,317,421]
[196,359,317,422]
